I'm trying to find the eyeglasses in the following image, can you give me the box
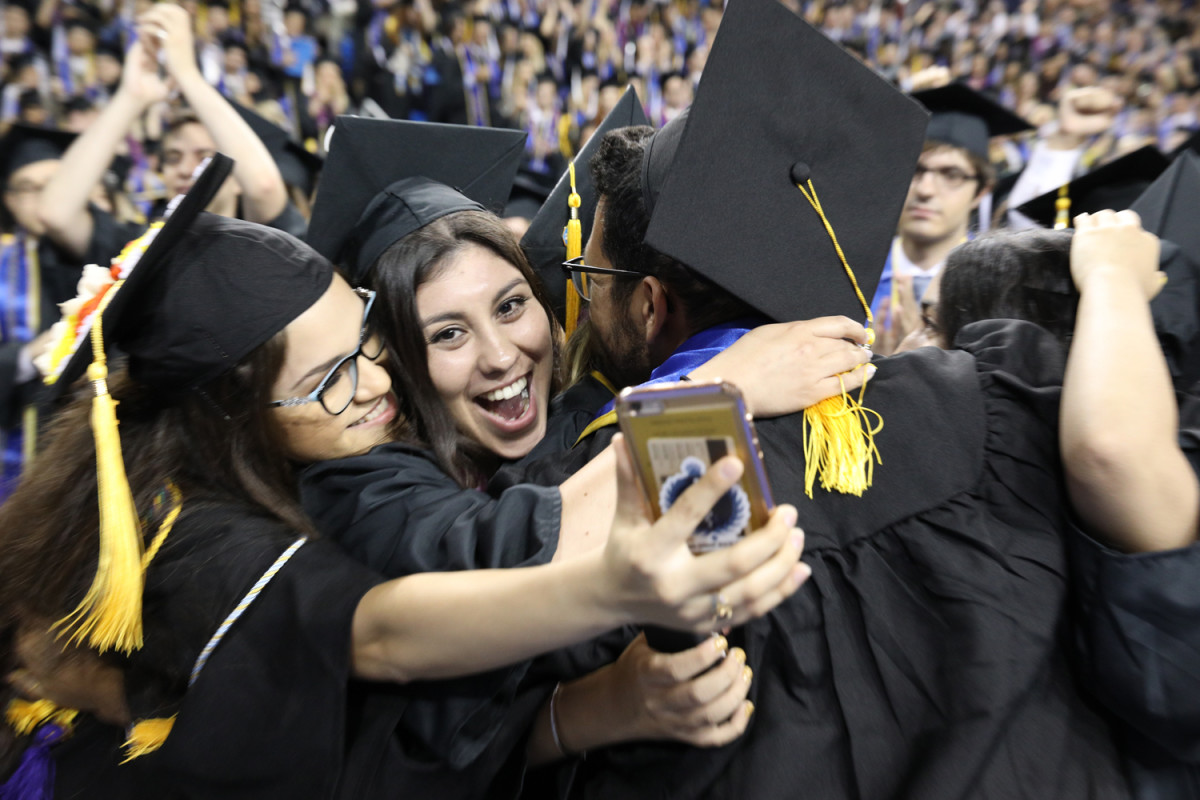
[561,256,643,302]
[911,164,980,190]
[268,287,385,415]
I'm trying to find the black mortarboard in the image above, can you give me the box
[521,86,649,324]
[305,116,525,280]
[641,0,929,325]
[1132,150,1200,389]
[1015,145,1170,228]
[53,154,332,396]
[912,83,1033,160]
[505,168,552,221]
[229,100,323,196]
[0,124,75,182]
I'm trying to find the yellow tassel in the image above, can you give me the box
[802,369,883,498]
[5,699,77,736]
[53,281,146,655]
[564,162,584,337]
[793,179,884,496]
[121,716,176,763]
[1053,185,1071,230]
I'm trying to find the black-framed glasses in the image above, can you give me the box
[911,163,980,191]
[560,256,643,302]
[268,287,385,415]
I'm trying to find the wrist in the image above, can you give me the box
[111,88,151,117]
[1075,264,1148,296]
[172,66,206,93]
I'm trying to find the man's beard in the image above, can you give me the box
[588,314,653,392]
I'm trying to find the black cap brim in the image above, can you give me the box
[305,116,526,275]
[53,154,235,397]
[1015,146,1170,228]
[912,83,1034,160]
[520,87,649,324]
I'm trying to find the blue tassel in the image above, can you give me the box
[0,723,66,800]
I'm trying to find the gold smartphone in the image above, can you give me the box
[616,380,774,554]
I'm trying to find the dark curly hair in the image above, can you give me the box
[589,126,756,332]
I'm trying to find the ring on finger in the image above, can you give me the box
[711,592,733,626]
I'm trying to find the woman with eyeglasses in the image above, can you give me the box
[0,158,806,799]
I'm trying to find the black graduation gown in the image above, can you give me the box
[298,443,565,798]
[545,320,1129,799]
[1069,392,1200,799]
[51,502,383,799]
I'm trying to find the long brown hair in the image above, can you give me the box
[0,333,311,633]
[368,210,563,487]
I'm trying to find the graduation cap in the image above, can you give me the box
[40,154,332,738]
[229,100,323,197]
[0,124,75,183]
[505,168,552,221]
[1132,150,1200,389]
[911,83,1033,160]
[305,115,525,282]
[521,86,649,329]
[640,0,929,497]
[1014,145,1170,229]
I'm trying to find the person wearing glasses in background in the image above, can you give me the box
[870,84,1033,355]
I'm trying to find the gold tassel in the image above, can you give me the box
[121,716,176,762]
[53,281,147,655]
[5,699,77,736]
[564,162,584,338]
[795,178,884,496]
[802,368,882,498]
[1053,185,1071,230]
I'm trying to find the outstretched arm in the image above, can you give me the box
[350,436,809,683]
[1061,210,1199,552]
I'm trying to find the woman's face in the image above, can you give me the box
[418,244,553,461]
[271,274,397,462]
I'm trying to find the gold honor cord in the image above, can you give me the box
[794,178,882,497]
[564,161,585,337]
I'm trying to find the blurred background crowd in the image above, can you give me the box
[5,0,1200,213]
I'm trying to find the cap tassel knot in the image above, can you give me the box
[51,281,146,655]
[564,162,585,337]
[795,178,883,497]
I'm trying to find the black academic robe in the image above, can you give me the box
[539,320,1129,799]
[298,443,564,798]
[51,501,383,799]
[1069,392,1200,799]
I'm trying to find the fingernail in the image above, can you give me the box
[742,665,753,684]
[744,701,755,718]
[1161,273,1169,286]
[732,647,746,666]
[865,364,877,380]
[790,530,804,551]
[719,458,742,481]
[865,328,876,347]
[711,635,728,657]
[780,506,798,528]
[792,562,812,587]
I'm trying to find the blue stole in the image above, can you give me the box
[593,318,762,419]
[0,233,39,503]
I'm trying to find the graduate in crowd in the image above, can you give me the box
[35,3,301,269]
[0,155,806,799]
[523,0,1134,795]
[0,124,83,502]
[869,82,1032,355]
[293,109,867,795]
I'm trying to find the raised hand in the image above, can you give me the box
[1070,210,1163,300]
